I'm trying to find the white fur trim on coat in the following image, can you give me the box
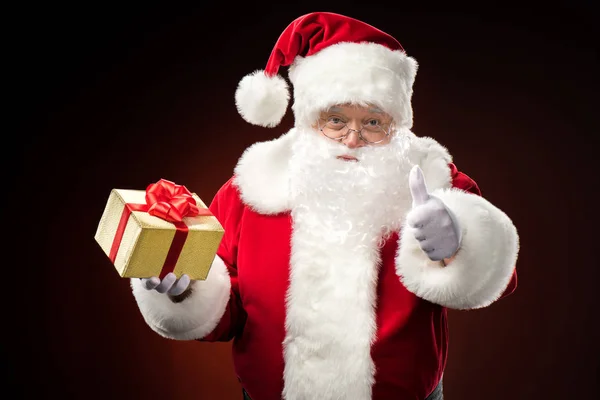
[232,128,300,214]
[396,188,519,309]
[130,255,231,340]
[233,130,453,215]
[406,135,453,192]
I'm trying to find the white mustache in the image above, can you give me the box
[312,136,364,159]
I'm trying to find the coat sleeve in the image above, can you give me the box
[129,177,246,341]
[448,164,518,301]
[396,163,519,310]
[199,177,248,342]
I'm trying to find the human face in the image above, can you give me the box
[315,104,395,160]
[290,113,414,239]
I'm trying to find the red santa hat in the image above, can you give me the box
[235,11,418,130]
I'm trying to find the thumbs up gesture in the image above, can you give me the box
[407,165,462,262]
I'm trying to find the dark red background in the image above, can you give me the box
[7,4,598,400]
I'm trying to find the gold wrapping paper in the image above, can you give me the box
[94,188,224,280]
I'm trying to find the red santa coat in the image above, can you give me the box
[131,130,519,400]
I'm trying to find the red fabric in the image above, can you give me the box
[201,163,517,400]
[265,12,404,77]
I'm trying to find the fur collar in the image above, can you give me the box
[232,128,454,214]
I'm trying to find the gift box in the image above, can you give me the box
[94,179,224,280]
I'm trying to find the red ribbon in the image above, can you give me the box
[108,179,213,279]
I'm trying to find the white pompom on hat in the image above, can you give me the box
[235,70,290,128]
[235,12,418,129]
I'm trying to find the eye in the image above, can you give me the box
[323,116,347,132]
[328,116,343,124]
[365,119,381,127]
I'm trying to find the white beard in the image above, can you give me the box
[282,127,416,400]
[289,127,415,246]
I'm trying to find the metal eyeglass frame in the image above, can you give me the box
[317,120,393,145]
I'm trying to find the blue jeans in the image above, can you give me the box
[242,379,444,400]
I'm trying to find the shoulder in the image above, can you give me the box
[407,134,454,192]
[408,134,481,196]
[231,128,299,215]
[211,176,241,204]
[448,163,481,196]
[209,176,247,224]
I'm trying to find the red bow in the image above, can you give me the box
[145,179,201,222]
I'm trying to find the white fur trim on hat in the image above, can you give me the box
[288,42,418,129]
[235,70,290,128]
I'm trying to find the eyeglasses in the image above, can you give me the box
[318,118,393,144]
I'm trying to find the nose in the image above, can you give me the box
[342,122,365,149]
[342,130,362,148]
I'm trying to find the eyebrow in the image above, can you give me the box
[326,106,384,114]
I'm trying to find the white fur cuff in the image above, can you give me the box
[396,188,519,309]
[130,255,231,340]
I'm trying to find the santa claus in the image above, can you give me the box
[129,12,519,400]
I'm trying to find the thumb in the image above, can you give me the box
[409,165,430,207]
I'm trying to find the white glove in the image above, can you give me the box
[140,272,191,296]
[406,165,462,262]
